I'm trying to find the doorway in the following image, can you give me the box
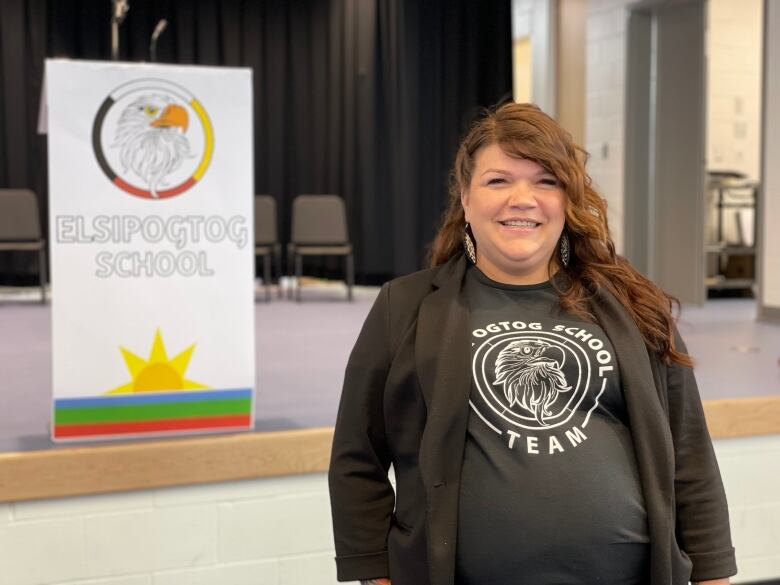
[625,0,764,304]
[624,0,707,305]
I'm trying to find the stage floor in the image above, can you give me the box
[1,283,778,452]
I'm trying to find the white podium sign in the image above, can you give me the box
[46,59,255,441]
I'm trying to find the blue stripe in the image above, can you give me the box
[55,388,253,409]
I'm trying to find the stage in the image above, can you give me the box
[1,283,778,453]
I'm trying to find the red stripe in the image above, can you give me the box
[54,414,251,438]
[158,177,196,197]
[113,177,149,197]
[112,177,196,199]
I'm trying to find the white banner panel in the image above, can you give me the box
[46,59,254,442]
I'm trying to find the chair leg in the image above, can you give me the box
[263,253,271,302]
[286,244,294,300]
[39,247,48,304]
[253,252,258,302]
[295,253,302,302]
[274,244,283,299]
[346,253,354,301]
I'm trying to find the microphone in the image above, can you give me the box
[150,19,168,62]
[112,0,129,23]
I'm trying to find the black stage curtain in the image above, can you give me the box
[0,0,511,284]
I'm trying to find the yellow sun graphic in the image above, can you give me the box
[106,329,209,394]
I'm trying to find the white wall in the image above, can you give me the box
[705,0,763,250]
[0,435,779,584]
[585,0,631,254]
[0,473,349,585]
[707,0,763,182]
[715,435,780,582]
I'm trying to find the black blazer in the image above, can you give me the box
[329,254,737,585]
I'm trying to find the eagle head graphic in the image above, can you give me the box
[493,339,573,426]
[112,94,192,198]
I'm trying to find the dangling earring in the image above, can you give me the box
[463,222,477,264]
[560,231,570,268]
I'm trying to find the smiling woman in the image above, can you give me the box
[329,102,737,585]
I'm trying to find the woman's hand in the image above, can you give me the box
[360,580,391,585]
[694,580,730,585]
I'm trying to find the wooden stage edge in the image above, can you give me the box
[1,396,779,503]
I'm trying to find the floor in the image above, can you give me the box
[0,283,778,453]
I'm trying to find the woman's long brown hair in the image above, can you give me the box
[428,102,692,367]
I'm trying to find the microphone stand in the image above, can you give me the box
[150,19,168,63]
[111,0,129,61]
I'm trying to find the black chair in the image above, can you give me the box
[0,189,47,303]
[254,195,282,301]
[288,195,354,301]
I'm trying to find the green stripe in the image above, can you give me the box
[55,398,252,425]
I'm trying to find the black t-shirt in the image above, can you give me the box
[455,265,650,585]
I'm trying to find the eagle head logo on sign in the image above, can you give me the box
[92,78,214,200]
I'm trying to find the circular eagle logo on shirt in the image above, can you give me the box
[92,78,214,200]
[471,322,616,454]
[490,337,574,427]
